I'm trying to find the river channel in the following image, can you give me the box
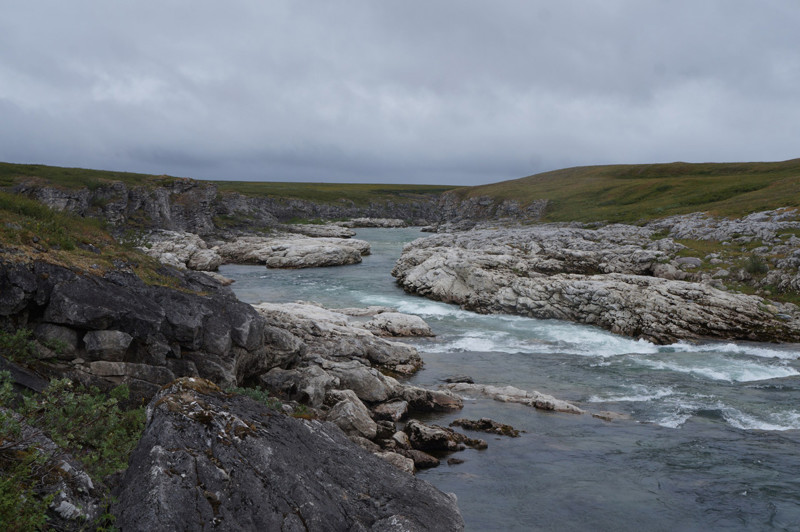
[220,227,800,531]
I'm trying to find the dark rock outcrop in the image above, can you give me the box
[0,260,301,396]
[113,378,464,531]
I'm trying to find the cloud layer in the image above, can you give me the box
[1,1,798,184]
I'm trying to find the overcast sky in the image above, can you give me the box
[1,1,799,185]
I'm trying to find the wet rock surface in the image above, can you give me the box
[450,418,522,437]
[113,378,464,531]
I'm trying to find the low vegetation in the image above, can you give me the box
[454,159,800,223]
[0,328,145,530]
[0,190,188,291]
[0,161,458,207]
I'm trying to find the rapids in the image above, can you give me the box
[221,227,800,531]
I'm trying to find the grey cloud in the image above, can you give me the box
[1,1,798,185]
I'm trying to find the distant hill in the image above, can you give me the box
[0,162,459,207]
[3,159,800,225]
[450,159,800,223]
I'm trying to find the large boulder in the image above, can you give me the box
[112,378,464,531]
[364,312,435,337]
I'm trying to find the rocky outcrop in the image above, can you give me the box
[13,179,442,235]
[279,223,356,238]
[217,235,371,268]
[392,225,800,344]
[364,312,435,337]
[141,230,371,270]
[0,260,300,397]
[252,302,423,375]
[113,378,464,531]
[140,230,224,271]
[450,418,521,437]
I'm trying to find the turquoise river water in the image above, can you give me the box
[220,228,800,531]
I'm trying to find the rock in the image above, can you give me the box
[322,359,398,403]
[405,449,441,469]
[186,249,223,271]
[376,420,397,440]
[259,365,338,408]
[401,386,464,412]
[0,261,294,395]
[280,223,356,238]
[253,301,423,375]
[444,383,584,414]
[113,378,464,530]
[392,430,412,449]
[83,330,133,361]
[217,235,370,268]
[33,323,79,359]
[443,375,474,384]
[447,458,465,466]
[591,411,632,422]
[2,410,106,529]
[364,312,435,337]
[372,400,409,421]
[141,230,223,271]
[404,420,487,452]
[325,389,378,440]
[392,225,800,344]
[675,257,702,269]
[375,451,416,474]
[450,418,521,437]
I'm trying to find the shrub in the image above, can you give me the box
[0,371,145,528]
[744,254,769,275]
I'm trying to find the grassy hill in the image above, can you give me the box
[0,162,458,206]
[452,159,800,223]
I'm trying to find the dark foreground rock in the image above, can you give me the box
[113,378,464,531]
[0,260,299,397]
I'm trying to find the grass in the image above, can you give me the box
[0,161,182,190]
[0,191,186,291]
[212,180,458,206]
[452,159,800,223]
[0,161,459,207]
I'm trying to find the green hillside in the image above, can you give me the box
[454,159,800,223]
[0,162,458,206]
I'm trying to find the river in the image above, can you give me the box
[220,227,800,531]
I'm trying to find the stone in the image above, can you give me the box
[364,312,435,337]
[259,365,338,408]
[444,383,584,414]
[443,375,474,384]
[372,400,409,421]
[450,418,521,437]
[405,449,441,469]
[324,389,378,440]
[404,420,486,452]
[401,386,464,412]
[34,323,79,359]
[83,330,133,361]
[217,235,370,269]
[113,378,464,530]
[391,224,800,344]
[375,451,416,474]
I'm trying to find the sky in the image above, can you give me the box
[1,1,799,185]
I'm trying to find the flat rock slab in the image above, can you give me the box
[113,378,464,531]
